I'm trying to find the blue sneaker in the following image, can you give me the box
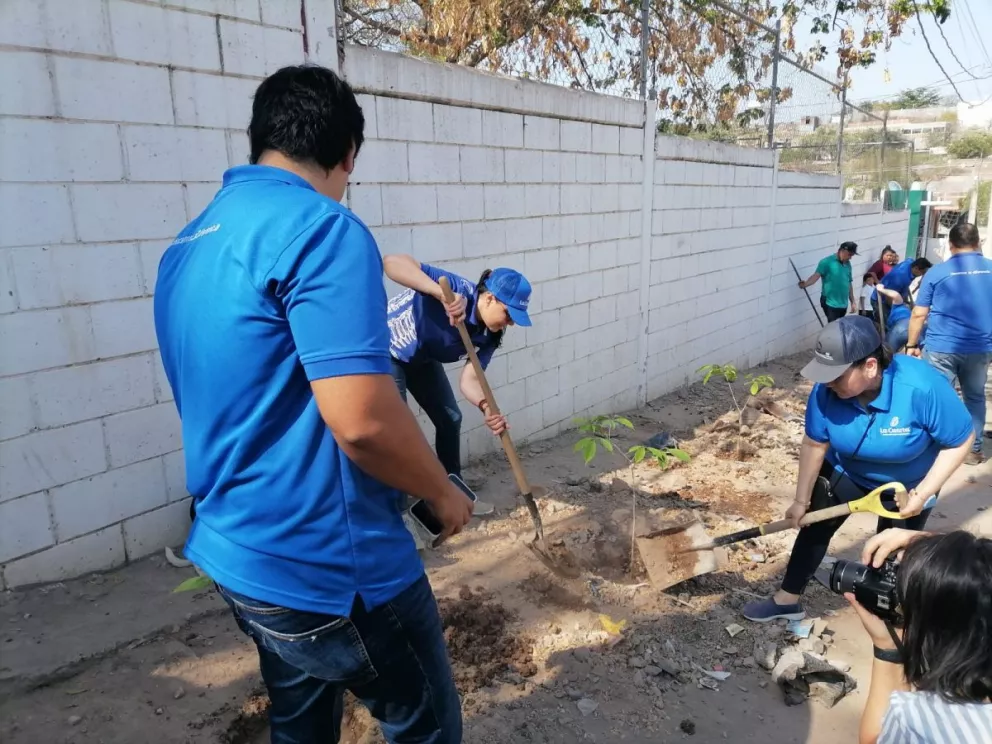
[742,597,806,623]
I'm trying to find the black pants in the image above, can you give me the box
[820,296,847,323]
[780,462,933,595]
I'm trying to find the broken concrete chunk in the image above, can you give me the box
[576,698,598,716]
[771,650,806,684]
[752,641,778,671]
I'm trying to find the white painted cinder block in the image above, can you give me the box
[0,0,112,55]
[377,98,434,142]
[381,184,437,225]
[411,223,463,263]
[0,374,35,442]
[483,185,526,220]
[259,0,303,28]
[109,0,221,70]
[0,306,94,377]
[175,0,261,21]
[54,57,174,125]
[353,140,410,183]
[72,184,187,243]
[591,124,620,154]
[524,248,560,283]
[433,104,483,146]
[124,126,229,182]
[435,184,484,223]
[408,143,461,183]
[504,149,543,184]
[524,185,560,218]
[103,402,182,469]
[482,111,524,148]
[0,420,107,502]
[171,70,257,129]
[10,243,144,310]
[123,498,192,559]
[524,116,561,151]
[0,120,124,183]
[460,146,504,183]
[0,492,54,562]
[50,458,167,541]
[185,182,221,219]
[348,184,383,227]
[525,368,559,405]
[219,19,302,77]
[90,297,158,360]
[0,184,75,248]
[560,121,592,152]
[163,450,188,502]
[3,525,125,588]
[502,218,543,253]
[2,51,56,117]
[31,356,156,430]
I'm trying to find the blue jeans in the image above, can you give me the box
[391,359,463,476]
[886,319,926,353]
[218,575,461,744]
[925,351,991,454]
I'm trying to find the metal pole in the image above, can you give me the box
[638,0,649,100]
[836,74,847,176]
[768,20,780,150]
[789,258,825,327]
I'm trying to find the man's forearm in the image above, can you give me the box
[906,308,928,346]
[336,396,453,503]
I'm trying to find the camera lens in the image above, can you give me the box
[830,559,869,594]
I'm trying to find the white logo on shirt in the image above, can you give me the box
[171,223,220,246]
[879,418,912,437]
[387,290,417,355]
[889,416,899,427]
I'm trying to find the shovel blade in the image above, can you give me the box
[636,518,718,591]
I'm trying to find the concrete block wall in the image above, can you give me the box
[343,47,647,463]
[1,27,909,586]
[0,0,321,588]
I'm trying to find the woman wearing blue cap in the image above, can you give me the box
[742,315,973,623]
[384,254,532,487]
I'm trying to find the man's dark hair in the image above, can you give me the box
[897,531,992,703]
[948,222,980,250]
[911,258,932,272]
[853,344,893,371]
[248,65,364,170]
[839,241,858,253]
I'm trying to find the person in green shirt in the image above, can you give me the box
[798,241,858,323]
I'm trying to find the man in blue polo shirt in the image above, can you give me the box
[908,223,992,465]
[154,66,472,743]
[878,256,931,303]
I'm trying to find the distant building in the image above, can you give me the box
[957,99,992,130]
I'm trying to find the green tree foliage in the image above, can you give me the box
[947,131,992,160]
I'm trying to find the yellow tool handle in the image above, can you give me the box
[849,481,907,519]
[437,277,532,496]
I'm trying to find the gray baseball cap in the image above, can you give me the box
[801,315,881,384]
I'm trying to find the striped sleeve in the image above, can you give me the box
[878,693,911,744]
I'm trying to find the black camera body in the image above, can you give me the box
[819,557,902,625]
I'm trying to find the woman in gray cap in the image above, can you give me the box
[742,315,975,622]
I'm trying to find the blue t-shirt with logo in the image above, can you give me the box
[387,263,499,368]
[880,259,915,297]
[154,165,422,616]
[914,252,992,354]
[805,355,972,490]
[886,303,911,329]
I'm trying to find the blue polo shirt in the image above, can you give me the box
[388,263,499,367]
[880,259,915,297]
[886,303,911,329]
[805,355,972,490]
[914,252,992,354]
[154,165,422,615]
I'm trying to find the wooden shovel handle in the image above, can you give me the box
[438,277,532,496]
[703,501,853,550]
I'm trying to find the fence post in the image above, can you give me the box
[836,75,847,176]
[767,20,780,149]
[638,0,650,100]
[635,98,657,406]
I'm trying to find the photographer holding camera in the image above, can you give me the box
[743,316,974,622]
[847,528,992,743]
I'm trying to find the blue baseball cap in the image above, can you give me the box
[486,268,532,327]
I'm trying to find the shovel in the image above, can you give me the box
[637,482,910,590]
[437,277,579,578]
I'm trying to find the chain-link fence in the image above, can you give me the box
[337,0,913,202]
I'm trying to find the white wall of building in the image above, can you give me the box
[0,3,909,588]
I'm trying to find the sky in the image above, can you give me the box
[795,0,992,107]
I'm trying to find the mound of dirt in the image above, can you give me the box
[439,587,537,692]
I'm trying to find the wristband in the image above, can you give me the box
[905,344,919,349]
[873,646,902,664]
[477,400,488,414]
